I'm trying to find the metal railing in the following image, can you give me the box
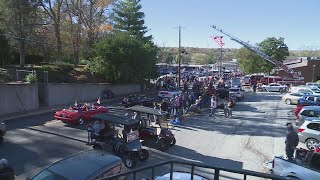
[101,160,288,180]
[16,69,48,83]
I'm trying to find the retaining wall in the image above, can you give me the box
[0,83,39,115]
[39,83,140,107]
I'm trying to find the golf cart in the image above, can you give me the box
[86,113,149,169]
[127,105,176,152]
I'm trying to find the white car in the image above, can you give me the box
[229,87,244,100]
[261,83,287,92]
[158,88,182,99]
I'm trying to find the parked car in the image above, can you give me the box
[296,106,320,126]
[298,95,320,105]
[29,149,127,180]
[0,120,6,144]
[228,87,244,100]
[306,82,320,89]
[158,87,182,99]
[282,92,311,105]
[122,95,155,108]
[54,103,108,125]
[298,120,320,150]
[261,83,287,92]
[268,149,320,179]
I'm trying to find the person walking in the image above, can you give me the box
[252,83,257,94]
[285,123,299,161]
[209,96,217,117]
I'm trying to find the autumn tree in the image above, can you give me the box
[40,0,64,62]
[0,0,40,66]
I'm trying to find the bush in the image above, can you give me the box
[53,62,74,72]
[77,75,88,82]
[25,73,37,83]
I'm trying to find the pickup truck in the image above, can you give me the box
[0,120,6,144]
[265,148,320,179]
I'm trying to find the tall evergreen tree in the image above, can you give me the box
[112,0,152,42]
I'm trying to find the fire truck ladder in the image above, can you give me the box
[211,25,300,78]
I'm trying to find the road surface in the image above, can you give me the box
[0,92,298,179]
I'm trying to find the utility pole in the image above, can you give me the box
[219,46,223,77]
[178,25,181,88]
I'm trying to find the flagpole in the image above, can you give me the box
[220,46,223,78]
[178,25,181,88]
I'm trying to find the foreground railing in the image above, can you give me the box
[102,160,288,180]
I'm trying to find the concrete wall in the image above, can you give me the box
[40,83,140,107]
[0,83,39,115]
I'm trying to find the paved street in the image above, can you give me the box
[0,92,301,179]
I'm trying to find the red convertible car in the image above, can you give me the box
[54,104,108,124]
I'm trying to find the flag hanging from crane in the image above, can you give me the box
[209,36,225,47]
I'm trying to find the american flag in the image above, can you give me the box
[209,36,225,47]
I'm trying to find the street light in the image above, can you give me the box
[312,65,316,82]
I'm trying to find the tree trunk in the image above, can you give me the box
[19,40,26,67]
[55,25,62,62]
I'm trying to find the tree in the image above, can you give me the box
[88,32,157,83]
[237,37,289,74]
[207,51,216,64]
[237,48,264,74]
[258,37,289,73]
[112,0,152,42]
[191,53,210,64]
[0,0,40,66]
[40,0,64,62]
[0,29,10,67]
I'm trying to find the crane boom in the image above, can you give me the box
[211,25,299,78]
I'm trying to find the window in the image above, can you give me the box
[307,123,320,131]
[33,170,67,180]
[301,110,311,116]
[316,98,320,102]
[308,97,315,101]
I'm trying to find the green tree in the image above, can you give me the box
[191,53,210,64]
[112,0,152,42]
[237,48,264,74]
[0,29,10,67]
[207,51,216,64]
[88,32,157,83]
[237,37,289,74]
[258,37,289,73]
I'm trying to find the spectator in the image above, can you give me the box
[209,96,217,117]
[227,98,233,118]
[285,123,299,161]
[223,98,229,118]
[0,159,14,180]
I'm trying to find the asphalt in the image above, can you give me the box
[0,92,302,180]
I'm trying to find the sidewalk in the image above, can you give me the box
[0,90,157,122]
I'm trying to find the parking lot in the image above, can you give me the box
[0,92,301,179]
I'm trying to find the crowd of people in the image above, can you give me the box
[155,75,236,119]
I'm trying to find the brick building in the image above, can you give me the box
[278,57,320,82]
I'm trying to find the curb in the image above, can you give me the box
[0,91,157,122]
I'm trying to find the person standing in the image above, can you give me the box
[0,159,14,180]
[227,98,233,118]
[223,98,229,118]
[209,96,217,117]
[285,123,299,161]
[252,83,257,94]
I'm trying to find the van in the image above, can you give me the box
[29,149,127,180]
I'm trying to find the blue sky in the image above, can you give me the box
[141,0,320,50]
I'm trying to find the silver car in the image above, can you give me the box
[0,120,6,144]
[298,120,320,150]
[296,106,320,126]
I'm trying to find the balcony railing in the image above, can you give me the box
[101,160,289,180]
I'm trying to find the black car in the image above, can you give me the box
[122,95,155,108]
